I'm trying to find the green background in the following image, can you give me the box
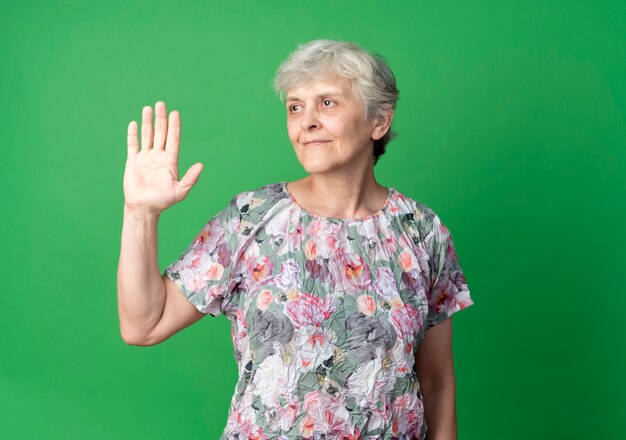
[1,0,624,438]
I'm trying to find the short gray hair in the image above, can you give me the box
[273,39,399,165]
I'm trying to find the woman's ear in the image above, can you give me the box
[371,107,394,141]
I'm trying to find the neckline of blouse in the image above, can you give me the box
[280,181,394,223]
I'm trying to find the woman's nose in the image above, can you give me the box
[300,108,320,130]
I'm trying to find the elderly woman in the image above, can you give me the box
[118,39,474,439]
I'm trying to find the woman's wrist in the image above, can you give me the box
[123,202,161,221]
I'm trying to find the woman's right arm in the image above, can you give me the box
[117,102,205,346]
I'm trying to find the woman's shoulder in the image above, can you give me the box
[227,181,290,222]
[388,187,456,250]
[389,187,441,226]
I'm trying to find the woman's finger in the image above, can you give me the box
[165,110,181,157]
[127,121,139,157]
[178,162,203,196]
[141,105,153,150]
[153,101,167,150]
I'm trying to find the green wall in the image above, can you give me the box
[1,0,624,438]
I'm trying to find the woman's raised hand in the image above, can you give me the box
[124,102,203,215]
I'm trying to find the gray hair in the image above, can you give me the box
[273,39,399,165]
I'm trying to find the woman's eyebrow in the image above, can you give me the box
[286,91,345,102]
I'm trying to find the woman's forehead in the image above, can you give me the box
[286,77,355,100]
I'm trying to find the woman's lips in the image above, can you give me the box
[303,140,331,146]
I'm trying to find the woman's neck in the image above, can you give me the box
[287,168,388,220]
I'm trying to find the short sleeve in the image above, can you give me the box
[426,215,474,329]
[163,196,242,317]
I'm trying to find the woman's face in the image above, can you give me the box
[285,77,386,175]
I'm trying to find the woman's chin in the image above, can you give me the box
[300,160,336,175]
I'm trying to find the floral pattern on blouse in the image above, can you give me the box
[164,181,474,439]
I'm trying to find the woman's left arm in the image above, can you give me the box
[414,317,457,440]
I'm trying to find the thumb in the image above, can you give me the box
[178,162,204,195]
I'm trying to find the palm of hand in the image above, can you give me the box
[124,102,203,214]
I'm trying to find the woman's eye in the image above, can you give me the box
[289,104,301,112]
[322,99,334,107]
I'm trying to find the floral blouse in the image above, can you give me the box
[164,181,474,439]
